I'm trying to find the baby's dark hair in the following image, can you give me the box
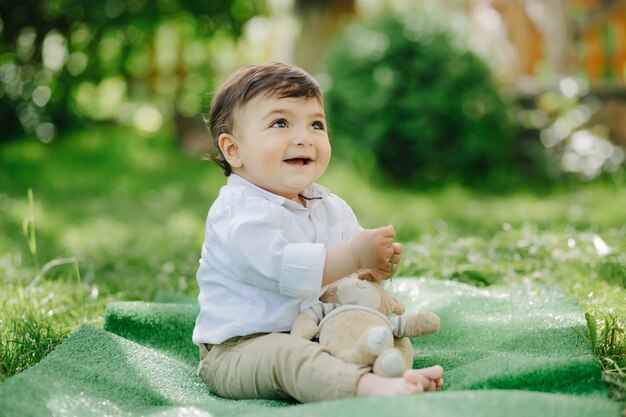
[205,62,323,176]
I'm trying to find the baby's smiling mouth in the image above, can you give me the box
[284,157,313,166]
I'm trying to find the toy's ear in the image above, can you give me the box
[381,290,406,315]
[319,285,338,303]
[357,270,377,282]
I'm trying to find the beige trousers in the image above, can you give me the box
[197,333,414,403]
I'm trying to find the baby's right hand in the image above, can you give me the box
[350,226,396,271]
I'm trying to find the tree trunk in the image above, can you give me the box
[523,0,575,76]
[292,0,356,73]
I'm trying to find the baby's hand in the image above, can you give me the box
[369,242,402,280]
[350,226,397,274]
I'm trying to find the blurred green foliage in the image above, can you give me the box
[0,0,264,142]
[324,13,546,189]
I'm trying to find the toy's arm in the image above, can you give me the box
[390,311,440,338]
[291,314,318,340]
[290,303,338,339]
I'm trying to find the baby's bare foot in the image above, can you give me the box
[403,366,444,392]
[356,365,444,397]
[356,373,422,397]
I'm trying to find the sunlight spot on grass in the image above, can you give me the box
[61,218,130,257]
[592,235,612,256]
[47,393,127,417]
[126,145,170,172]
[149,406,214,417]
[166,210,201,238]
[0,140,47,163]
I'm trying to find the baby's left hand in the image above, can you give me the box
[368,242,402,281]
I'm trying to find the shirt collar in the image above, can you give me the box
[227,174,329,207]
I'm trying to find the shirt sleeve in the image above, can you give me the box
[210,200,325,299]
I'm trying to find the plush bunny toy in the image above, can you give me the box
[291,271,440,377]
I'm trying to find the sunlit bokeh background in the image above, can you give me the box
[1,0,625,181]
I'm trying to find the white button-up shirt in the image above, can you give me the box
[192,174,362,345]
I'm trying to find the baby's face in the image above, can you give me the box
[225,95,331,202]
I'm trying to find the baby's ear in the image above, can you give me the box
[218,133,242,168]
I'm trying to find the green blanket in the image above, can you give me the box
[0,278,620,417]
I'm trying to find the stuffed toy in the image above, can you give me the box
[291,271,440,377]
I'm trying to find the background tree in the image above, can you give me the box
[323,13,535,189]
[0,0,264,143]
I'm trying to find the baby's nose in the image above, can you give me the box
[294,133,313,146]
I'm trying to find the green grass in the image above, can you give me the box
[0,126,624,405]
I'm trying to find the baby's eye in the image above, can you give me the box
[271,119,288,128]
[311,121,325,130]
